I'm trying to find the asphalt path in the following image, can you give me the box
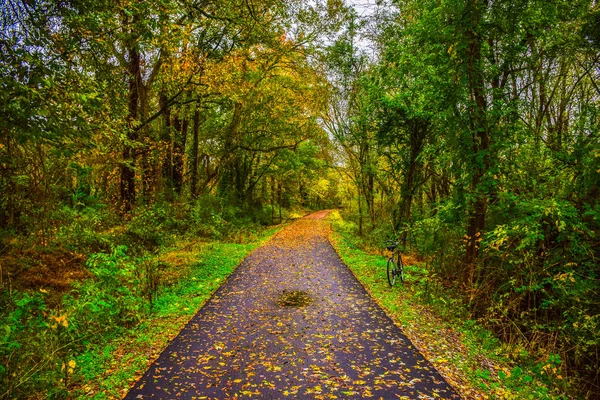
[125,211,460,399]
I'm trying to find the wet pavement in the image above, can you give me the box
[125,211,460,399]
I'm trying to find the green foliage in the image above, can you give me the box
[125,204,183,249]
[70,246,144,329]
[0,291,73,398]
[54,205,115,252]
[326,0,599,395]
[0,217,279,398]
[482,195,600,375]
[329,211,568,399]
[0,244,152,397]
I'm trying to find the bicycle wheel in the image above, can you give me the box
[387,257,397,286]
[397,254,404,283]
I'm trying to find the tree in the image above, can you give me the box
[324,11,381,235]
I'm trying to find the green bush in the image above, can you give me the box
[125,203,181,249]
[0,292,69,398]
[483,196,599,378]
[0,194,281,398]
[68,246,145,330]
[409,201,464,280]
[54,205,114,252]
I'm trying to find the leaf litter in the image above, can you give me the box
[125,210,460,399]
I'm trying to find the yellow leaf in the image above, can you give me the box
[52,315,68,328]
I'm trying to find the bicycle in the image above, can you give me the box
[385,239,405,286]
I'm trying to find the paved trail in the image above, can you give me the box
[126,211,459,399]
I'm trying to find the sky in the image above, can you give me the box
[344,0,385,58]
[345,0,380,17]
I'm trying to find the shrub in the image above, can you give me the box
[54,205,114,252]
[0,292,68,398]
[125,203,180,249]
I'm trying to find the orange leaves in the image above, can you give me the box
[51,314,69,328]
[199,42,328,135]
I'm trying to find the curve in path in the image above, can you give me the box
[125,211,460,399]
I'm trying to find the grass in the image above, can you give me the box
[69,227,281,399]
[327,210,568,400]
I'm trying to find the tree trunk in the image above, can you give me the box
[463,0,490,290]
[120,42,141,214]
[170,115,186,195]
[190,108,201,198]
[0,131,14,228]
[219,102,243,202]
[396,161,416,236]
[278,181,282,223]
[160,92,172,194]
[271,176,275,224]
[367,172,375,228]
[173,115,188,195]
[357,186,363,236]
[394,119,428,236]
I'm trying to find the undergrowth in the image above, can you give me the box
[328,210,574,400]
[0,198,284,399]
[70,237,278,398]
